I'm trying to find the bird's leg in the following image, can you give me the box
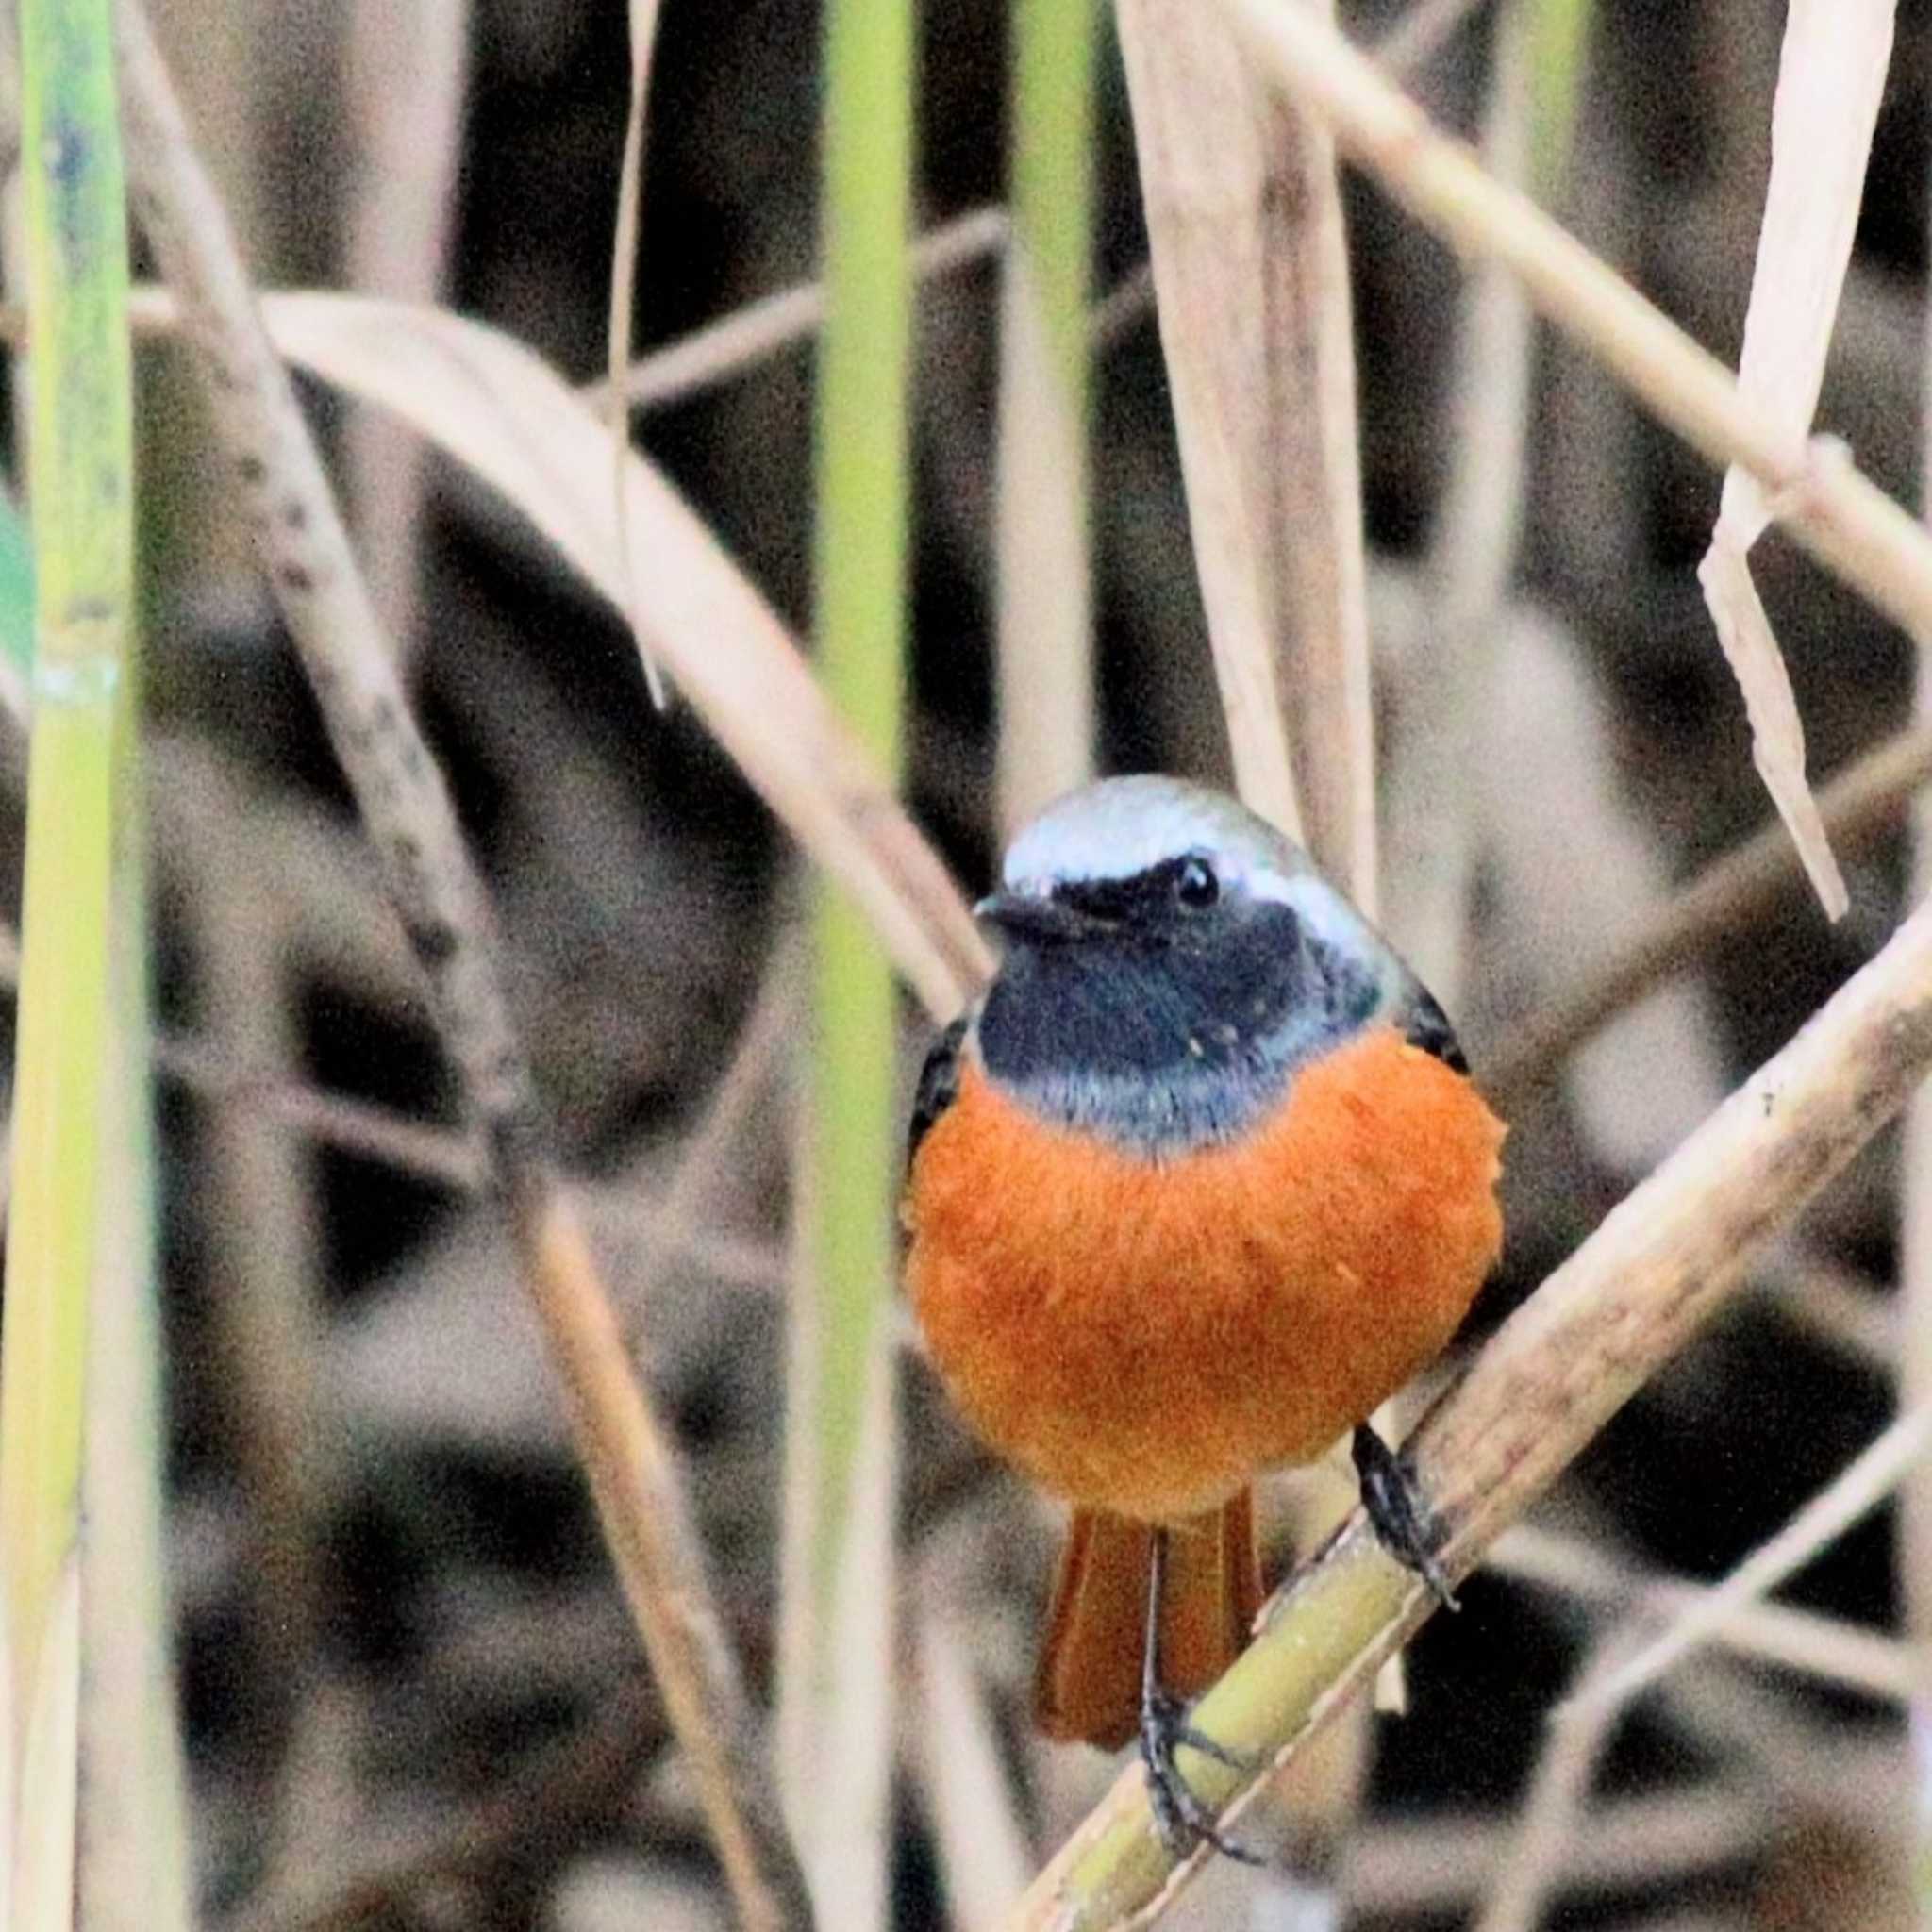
[1136,1525,1264,1864]
[1352,1422,1459,1610]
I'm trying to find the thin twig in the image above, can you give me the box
[1491,1522,1919,1703]
[582,207,1008,415]
[1564,1405,1932,1723]
[1758,1246,1894,1370]
[112,8,809,1924]
[153,1032,489,1191]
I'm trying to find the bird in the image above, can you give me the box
[901,774,1505,1856]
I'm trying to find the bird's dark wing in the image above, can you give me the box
[908,1014,971,1167]
[1403,986,1470,1074]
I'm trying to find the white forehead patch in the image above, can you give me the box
[1001,774,1313,901]
[999,774,1411,1001]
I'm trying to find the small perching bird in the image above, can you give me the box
[902,775,1504,1855]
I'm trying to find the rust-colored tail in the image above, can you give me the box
[1033,1491,1263,1752]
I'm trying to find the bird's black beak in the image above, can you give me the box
[974,891,1102,945]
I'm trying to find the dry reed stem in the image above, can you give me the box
[1224,0,1932,649]
[1003,891,1932,1928]
[993,226,1093,841]
[1115,0,1375,888]
[606,0,668,708]
[112,8,809,1924]
[912,1591,1035,1928]
[1487,711,1932,1107]
[514,1182,793,1903]
[1112,0,1304,839]
[341,0,469,655]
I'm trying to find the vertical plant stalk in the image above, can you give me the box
[1114,0,1375,901]
[605,0,669,707]
[1524,0,1592,202]
[0,0,131,1919]
[78,699,192,1932]
[113,8,809,1925]
[994,0,1095,838]
[342,0,471,655]
[779,0,910,1921]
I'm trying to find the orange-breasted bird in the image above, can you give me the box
[902,775,1505,1854]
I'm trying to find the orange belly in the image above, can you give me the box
[904,1026,1505,1522]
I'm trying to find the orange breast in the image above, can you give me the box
[904,1026,1505,1523]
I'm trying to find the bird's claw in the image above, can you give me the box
[1353,1423,1460,1611]
[1138,1687,1266,1865]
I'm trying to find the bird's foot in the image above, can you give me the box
[1352,1423,1459,1611]
[1138,1686,1265,1864]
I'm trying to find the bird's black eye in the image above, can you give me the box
[1175,856,1219,909]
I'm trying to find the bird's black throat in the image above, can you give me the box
[976,899,1381,1158]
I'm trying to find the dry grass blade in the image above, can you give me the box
[1694,0,1894,920]
[1563,1405,1932,1723]
[1223,0,1932,649]
[258,291,989,1024]
[1004,888,1932,1927]
[112,8,810,1924]
[606,0,668,708]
